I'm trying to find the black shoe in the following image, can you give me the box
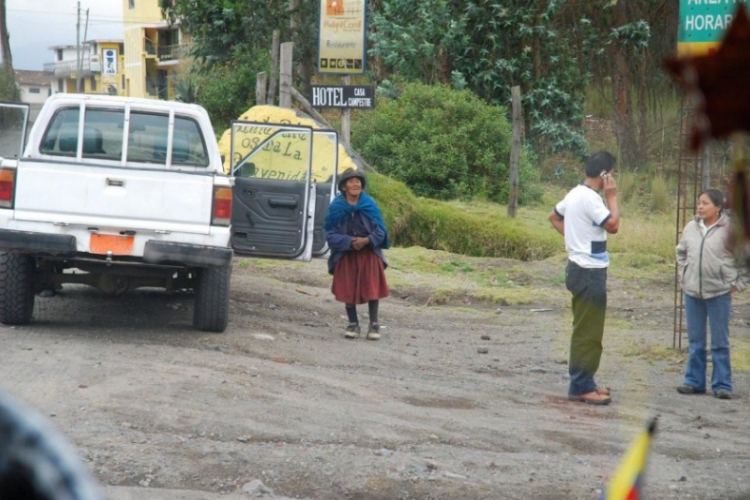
[714,389,732,400]
[344,323,360,339]
[676,385,705,395]
[366,323,380,341]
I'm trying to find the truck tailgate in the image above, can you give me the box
[14,161,214,235]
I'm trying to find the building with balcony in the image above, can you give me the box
[122,0,189,100]
[45,40,126,96]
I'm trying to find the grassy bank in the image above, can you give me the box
[367,172,675,263]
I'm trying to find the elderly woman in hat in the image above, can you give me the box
[324,168,390,340]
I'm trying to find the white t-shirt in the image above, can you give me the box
[554,184,611,268]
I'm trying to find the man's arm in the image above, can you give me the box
[548,210,565,236]
[602,175,619,234]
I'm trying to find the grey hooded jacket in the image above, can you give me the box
[676,214,748,299]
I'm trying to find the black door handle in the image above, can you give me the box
[269,197,297,209]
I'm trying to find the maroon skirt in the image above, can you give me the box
[331,248,390,304]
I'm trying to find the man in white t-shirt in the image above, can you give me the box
[548,151,620,405]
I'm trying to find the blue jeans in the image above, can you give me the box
[683,293,732,393]
[565,261,607,395]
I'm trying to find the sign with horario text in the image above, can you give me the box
[317,0,368,75]
[311,85,374,109]
[678,0,746,57]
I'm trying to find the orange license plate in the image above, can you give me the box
[90,234,134,255]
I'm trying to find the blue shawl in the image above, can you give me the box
[324,191,390,249]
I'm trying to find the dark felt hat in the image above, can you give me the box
[337,168,366,192]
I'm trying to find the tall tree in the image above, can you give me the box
[0,0,18,103]
[162,0,318,95]
[370,0,589,157]
[563,0,673,168]
[0,0,13,74]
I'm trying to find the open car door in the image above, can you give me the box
[0,102,30,161]
[229,123,315,260]
[310,129,339,257]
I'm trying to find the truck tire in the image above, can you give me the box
[0,252,35,325]
[193,261,231,333]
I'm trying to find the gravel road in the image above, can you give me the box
[2,255,749,499]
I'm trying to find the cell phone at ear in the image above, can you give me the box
[600,170,607,178]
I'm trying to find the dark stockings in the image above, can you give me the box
[345,304,358,324]
[368,300,379,324]
[345,301,379,325]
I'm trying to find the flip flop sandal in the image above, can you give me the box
[568,393,612,405]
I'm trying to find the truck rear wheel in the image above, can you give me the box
[0,251,35,325]
[193,260,231,333]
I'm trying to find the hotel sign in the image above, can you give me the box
[311,85,374,108]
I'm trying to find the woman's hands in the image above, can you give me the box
[351,236,371,251]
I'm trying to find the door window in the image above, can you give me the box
[0,103,30,158]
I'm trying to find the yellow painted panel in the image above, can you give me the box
[218,106,358,178]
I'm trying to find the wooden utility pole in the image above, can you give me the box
[341,75,351,146]
[80,8,89,92]
[76,2,81,92]
[255,72,267,105]
[508,86,522,218]
[279,42,293,109]
[267,30,280,106]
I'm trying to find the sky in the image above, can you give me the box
[6,0,124,71]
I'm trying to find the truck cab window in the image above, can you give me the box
[173,116,209,167]
[40,108,80,157]
[127,112,169,164]
[82,108,124,161]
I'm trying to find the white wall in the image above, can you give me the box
[19,84,50,104]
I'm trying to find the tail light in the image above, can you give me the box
[0,168,15,209]
[212,186,232,226]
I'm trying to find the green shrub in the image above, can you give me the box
[352,83,542,204]
[0,71,19,102]
[194,50,270,133]
[617,171,637,204]
[367,172,558,260]
[649,176,671,213]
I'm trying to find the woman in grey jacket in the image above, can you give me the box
[676,188,748,399]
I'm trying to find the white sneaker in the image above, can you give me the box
[344,323,360,339]
[366,323,380,341]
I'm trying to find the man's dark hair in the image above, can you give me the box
[584,150,616,178]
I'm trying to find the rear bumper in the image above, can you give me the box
[0,229,231,268]
[144,241,232,268]
[0,229,76,255]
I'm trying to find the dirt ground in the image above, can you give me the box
[2,254,750,500]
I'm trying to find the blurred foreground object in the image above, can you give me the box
[0,390,103,500]
[664,4,750,151]
[600,417,657,500]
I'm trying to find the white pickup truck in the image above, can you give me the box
[0,95,338,333]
